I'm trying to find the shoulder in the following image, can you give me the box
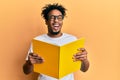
[33,34,47,41]
[63,33,77,40]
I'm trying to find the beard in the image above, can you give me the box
[50,30,60,35]
[48,25,61,35]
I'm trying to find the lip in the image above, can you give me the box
[51,23,61,31]
[53,26,59,30]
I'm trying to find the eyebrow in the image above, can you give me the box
[49,14,62,16]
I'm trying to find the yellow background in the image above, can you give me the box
[0,0,119,80]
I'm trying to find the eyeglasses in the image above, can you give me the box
[48,15,63,21]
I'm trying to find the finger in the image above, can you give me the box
[80,48,86,52]
[30,57,44,64]
[73,58,83,62]
[29,53,38,59]
[29,55,34,59]
[36,56,44,63]
[30,58,37,64]
[75,54,87,59]
[77,50,87,56]
[29,56,39,62]
[29,54,39,59]
[29,53,33,56]
[75,51,86,56]
[75,52,82,56]
[78,48,86,52]
[74,55,87,61]
[29,57,36,61]
[34,55,43,60]
[37,59,44,63]
[29,55,37,59]
[32,53,38,57]
[31,60,37,64]
[77,48,82,52]
[75,57,85,61]
[78,51,87,55]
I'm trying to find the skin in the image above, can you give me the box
[23,9,89,74]
[46,9,63,37]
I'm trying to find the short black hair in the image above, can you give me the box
[41,3,67,21]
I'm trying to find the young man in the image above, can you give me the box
[23,3,89,80]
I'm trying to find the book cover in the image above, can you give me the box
[32,38,85,79]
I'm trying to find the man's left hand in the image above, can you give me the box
[73,48,88,62]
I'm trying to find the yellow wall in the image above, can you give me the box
[0,0,119,80]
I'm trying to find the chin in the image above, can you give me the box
[51,31,60,35]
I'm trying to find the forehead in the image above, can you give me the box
[48,9,62,16]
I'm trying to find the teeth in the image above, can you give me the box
[53,24,59,26]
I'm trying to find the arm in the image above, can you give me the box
[23,53,44,75]
[23,60,33,74]
[80,58,89,72]
[73,48,90,72]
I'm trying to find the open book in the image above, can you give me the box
[32,38,85,79]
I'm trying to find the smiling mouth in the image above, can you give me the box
[53,24,60,30]
[54,26,59,30]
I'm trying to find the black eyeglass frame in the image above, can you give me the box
[48,15,64,21]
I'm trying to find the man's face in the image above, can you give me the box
[46,9,63,35]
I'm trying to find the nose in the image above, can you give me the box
[54,17,59,22]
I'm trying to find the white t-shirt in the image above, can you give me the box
[27,33,77,80]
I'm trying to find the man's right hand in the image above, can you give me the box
[28,53,44,64]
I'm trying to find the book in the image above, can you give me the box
[32,38,85,79]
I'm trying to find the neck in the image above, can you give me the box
[47,32,63,38]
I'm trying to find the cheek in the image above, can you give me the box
[46,21,52,26]
[60,21,63,26]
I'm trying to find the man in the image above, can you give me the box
[23,3,89,80]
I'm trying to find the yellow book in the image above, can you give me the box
[32,38,85,79]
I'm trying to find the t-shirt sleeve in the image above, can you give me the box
[25,43,33,60]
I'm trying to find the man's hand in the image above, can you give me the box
[73,48,89,72]
[28,53,44,64]
[73,48,88,62]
